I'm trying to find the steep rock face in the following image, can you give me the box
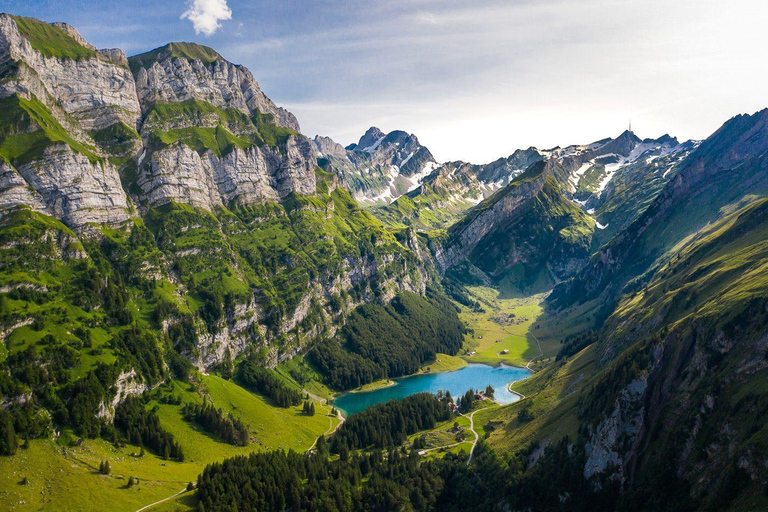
[0,14,140,132]
[96,369,148,422]
[129,44,317,211]
[131,43,299,132]
[0,15,135,231]
[138,135,316,210]
[14,146,130,228]
[0,162,49,214]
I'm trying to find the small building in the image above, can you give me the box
[418,450,427,456]
[500,349,509,355]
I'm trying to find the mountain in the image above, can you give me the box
[373,147,544,230]
[549,109,768,316]
[315,127,438,205]
[431,160,595,292]
[0,15,428,381]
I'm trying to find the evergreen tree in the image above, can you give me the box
[0,410,17,456]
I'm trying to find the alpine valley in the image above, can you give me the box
[0,14,766,512]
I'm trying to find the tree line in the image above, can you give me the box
[182,401,249,446]
[114,396,184,461]
[236,360,302,407]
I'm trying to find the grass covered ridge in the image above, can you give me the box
[10,15,97,60]
[128,42,222,73]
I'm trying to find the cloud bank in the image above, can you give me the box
[181,0,232,36]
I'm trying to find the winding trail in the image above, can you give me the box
[135,486,191,512]
[466,410,479,465]
[525,332,544,373]
[305,390,345,452]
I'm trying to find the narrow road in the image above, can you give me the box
[135,486,191,512]
[466,410,479,465]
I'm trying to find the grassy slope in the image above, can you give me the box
[483,346,597,453]
[0,375,338,512]
[0,94,101,166]
[458,287,554,366]
[142,99,297,157]
[10,15,97,60]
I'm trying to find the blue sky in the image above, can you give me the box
[2,0,767,162]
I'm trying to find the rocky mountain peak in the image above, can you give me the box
[51,22,96,50]
[357,126,387,150]
[313,135,348,158]
[129,42,299,132]
[128,42,222,72]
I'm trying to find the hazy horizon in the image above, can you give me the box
[3,0,766,162]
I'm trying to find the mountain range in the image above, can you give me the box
[0,14,766,512]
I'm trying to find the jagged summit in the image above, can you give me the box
[356,126,387,150]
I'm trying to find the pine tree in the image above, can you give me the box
[0,410,17,456]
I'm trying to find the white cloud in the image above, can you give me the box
[181,0,232,36]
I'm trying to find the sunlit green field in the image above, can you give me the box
[0,374,338,512]
[458,287,551,366]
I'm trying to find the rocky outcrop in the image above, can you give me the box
[97,369,150,422]
[0,14,140,132]
[0,162,49,214]
[131,43,299,132]
[13,146,131,229]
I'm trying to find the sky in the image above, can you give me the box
[2,0,767,163]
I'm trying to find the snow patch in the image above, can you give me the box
[400,151,415,167]
[362,136,386,152]
[569,162,592,190]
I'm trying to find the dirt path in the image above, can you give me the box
[466,410,479,465]
[135,486,191,512]
[306,392,345,452]
[524,331,544,373]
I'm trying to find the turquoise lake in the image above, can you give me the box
[333,363,531,417]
